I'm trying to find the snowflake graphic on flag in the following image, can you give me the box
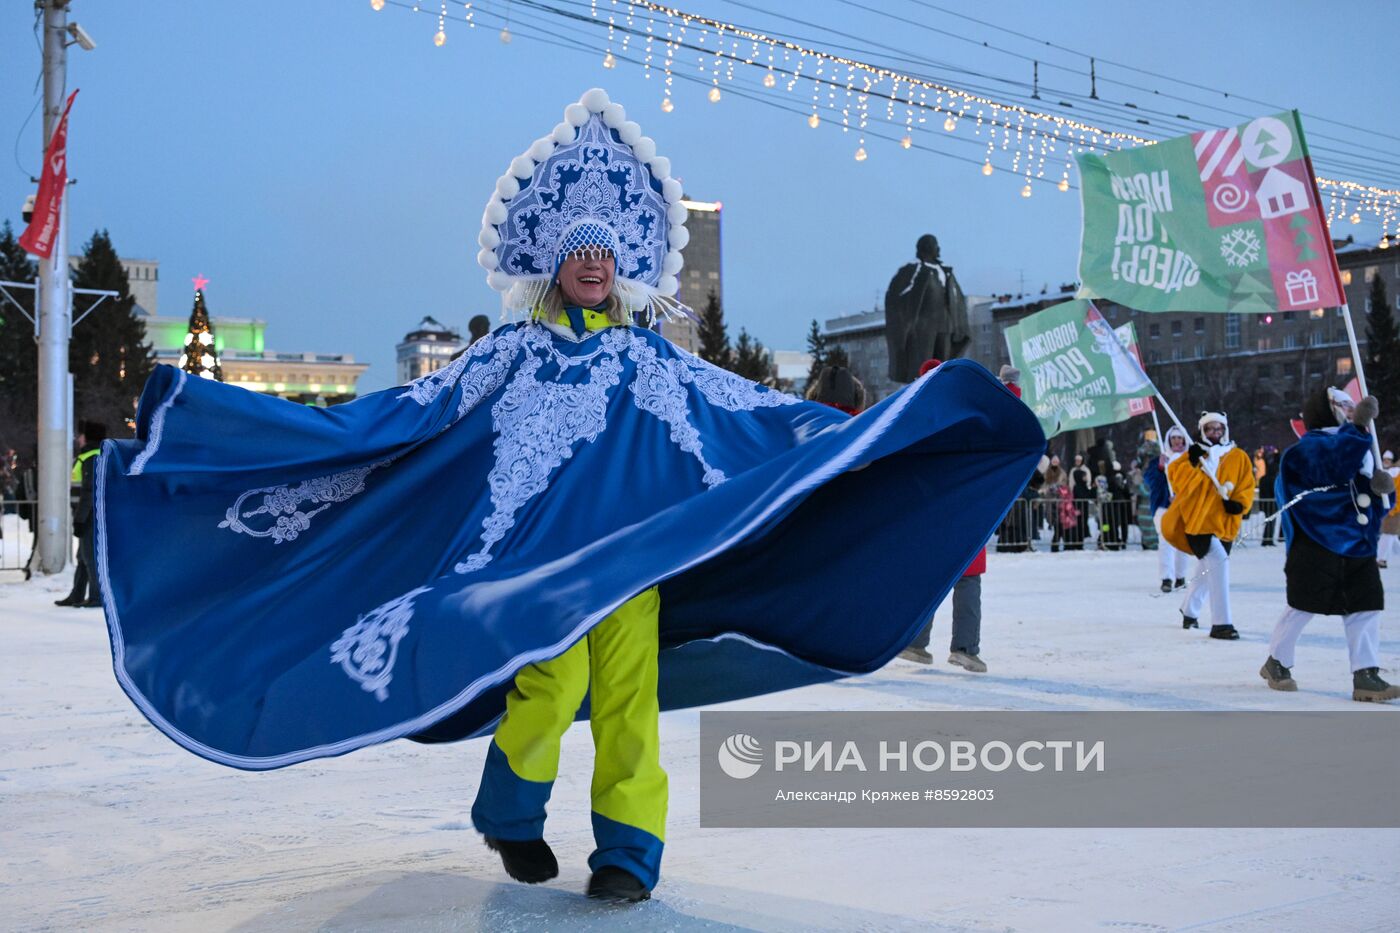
[1220,228,1262,268]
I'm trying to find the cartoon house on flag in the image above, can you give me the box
[1256,167,1307,219]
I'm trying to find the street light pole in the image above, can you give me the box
[36,0,72,573]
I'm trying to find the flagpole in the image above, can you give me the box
[1297,117,1388,505]
[1340,300,1389,504]
[35,0,71,574]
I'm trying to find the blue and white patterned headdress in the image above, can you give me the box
[477,88,689,321]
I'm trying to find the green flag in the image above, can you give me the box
[1004,300,1155,438]
[1077,111,1343,313]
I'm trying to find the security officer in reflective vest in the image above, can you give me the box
[55,421,105,608]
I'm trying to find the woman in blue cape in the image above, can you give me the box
[95,89,1043,900]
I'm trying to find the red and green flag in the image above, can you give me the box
[1076,111,1343,314]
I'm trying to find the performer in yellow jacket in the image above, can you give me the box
[1161,412,1256,639]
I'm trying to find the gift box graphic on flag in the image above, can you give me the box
[1077,111,1343,314]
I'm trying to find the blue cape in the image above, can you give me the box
[95,324,1043,770]
[1143,457,1172,513]
[1276,424,1382,558]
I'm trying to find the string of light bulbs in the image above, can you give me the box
[367,0,1398,244]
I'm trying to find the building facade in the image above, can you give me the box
[119,258,159,316]
[396,316,466,384]
[661,198,722,353]
[144,310,368,405]
[127,258,369,404]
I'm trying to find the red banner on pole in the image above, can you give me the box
[19,90,78,259]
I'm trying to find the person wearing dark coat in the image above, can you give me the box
[1258,447,1281,546]
[55,421,105,608]
[1262,388,1400,702]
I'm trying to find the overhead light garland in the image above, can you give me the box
[372,0,1400,239]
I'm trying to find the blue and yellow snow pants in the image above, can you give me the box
[470,587,667,889]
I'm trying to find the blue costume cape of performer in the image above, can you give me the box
[1276,423,1383,557]
[96,323,1043,770]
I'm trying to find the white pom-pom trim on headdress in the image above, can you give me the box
[478,88,690,326]
[564,103,590,127]
[580,88,610,112]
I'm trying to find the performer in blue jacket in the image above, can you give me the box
[1144,424,1192,593]
[93,89,1045,902]
[1262,387,1399,702]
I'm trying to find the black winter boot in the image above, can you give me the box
[587,865,650,902]
[1259,656,1297,691]
[1352,667,1400,702]
[1174,577,1187,589]
[1209,624,1240,640]
[484,836,559,883]
[1160,579,1173,594]
[1181,613,1198,630]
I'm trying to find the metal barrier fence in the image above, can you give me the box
[993,498,1281,552]
[1,498,39,573]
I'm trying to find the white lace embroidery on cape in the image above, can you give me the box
[671,350,802,412]
[624,332,726,487]
[453,329,624,573]
[330,586,431,701]
[325,325,804,694]
[218,459,392,544]
[222,330,532,546]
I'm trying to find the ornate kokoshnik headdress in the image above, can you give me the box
[476,87,689,323]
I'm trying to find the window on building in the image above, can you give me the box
[1171,320,1183,337]
[1147,350,1161,363]
[1225,314,1241,349]
[1365,265,1378,283]
[1309,308,1325,319]
[1341,269,1353,286]
[1283,311,1296,322]
[1337,357,1353,376]
[1283,333,1300,349]
[1365,297,1372,312]
[1149,323,1161,339]
[1308,330,1323,346]
[1172,346,1182,361]
[1193,317,1205,334]
[1258,337,1273,351]
[1193,369,1204,386]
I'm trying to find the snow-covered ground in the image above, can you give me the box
[2,546,1397,932]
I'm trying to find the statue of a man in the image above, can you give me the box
[884,234,970,383]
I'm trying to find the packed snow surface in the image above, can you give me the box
[2,545,1397,931]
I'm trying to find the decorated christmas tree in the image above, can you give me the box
[180,276,223,381]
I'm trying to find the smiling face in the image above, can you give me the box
[557,250,615,308]
[1168,433,1187,453]
[1202,420,1226,444]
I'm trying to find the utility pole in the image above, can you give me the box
[36,0,72,573]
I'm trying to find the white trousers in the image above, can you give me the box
[1379,533,1398,564]
[1268,607,1381,672]
[1181,536,1230,627]
[1153,508,1192,581]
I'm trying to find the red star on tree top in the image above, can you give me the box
[192,274,210,292]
